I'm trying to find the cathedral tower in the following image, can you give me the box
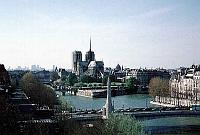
[85,37,95,63]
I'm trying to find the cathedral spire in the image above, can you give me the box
[89,36,92,52]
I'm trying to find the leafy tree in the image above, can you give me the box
[54,114,145,135]
[50,71,60,82]
[61,75,67,82]
[21,113,145,135]
[102,75,115,85]
[80,75,96,83]
[149,77,169,102]
[126,77,139,94]
[103,114,145,135]
[20,72,57,108]
[66,73,78,86]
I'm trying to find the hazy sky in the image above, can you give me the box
[0,0,200,69]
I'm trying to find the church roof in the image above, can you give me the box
[88,61,97,68]
[115,64,121,71]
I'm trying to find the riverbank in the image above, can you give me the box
[151,96,200,107]
[150,101,176,107]
[76,88,126,98]
[75,85,148,98]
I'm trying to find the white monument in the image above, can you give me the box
[103,76,113,119]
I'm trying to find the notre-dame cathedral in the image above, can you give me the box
[72,38,104,79]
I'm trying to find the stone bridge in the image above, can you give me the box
[124,110,200,120]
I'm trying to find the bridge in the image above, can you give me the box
[125,110,200,120]
[17,106,200,134]
[66,107,200,121]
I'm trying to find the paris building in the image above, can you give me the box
[72,38,104,79]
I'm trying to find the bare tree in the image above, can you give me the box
[149,77,169,102]
[20,72,57,108]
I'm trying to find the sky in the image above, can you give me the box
[0,0,200,70]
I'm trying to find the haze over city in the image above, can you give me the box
[0,0,200,69]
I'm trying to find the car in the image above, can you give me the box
[134,108,142,112]
[151,108,158,111]
[88,110,96,114]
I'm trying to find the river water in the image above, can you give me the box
[59,94,200,134]
[60,94,151,110]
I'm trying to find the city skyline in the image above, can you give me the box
[0,0,200,69]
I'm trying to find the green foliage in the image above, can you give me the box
[57,96,71,111]
[102,75,115,85]
[126,77,139,94]
[149,77,169,100]
[80,75,96,83]
[50,71,60,82]
[18,114,145,135]
[103,114,145,135]
[20,72,57,107]
[61,75,67,82]
[66,73,78,86]
[54,114,144,135]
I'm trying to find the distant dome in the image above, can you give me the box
[88,61,97,68]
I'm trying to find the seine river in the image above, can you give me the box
[59,94,200,134]
[60,94,151,110]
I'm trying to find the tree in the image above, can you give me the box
[56,114,145,135]
[50,71,60,82]
[80,75,96,83]
[103,114,145,135]
[126,77,139,94]
[149,77,169,102]
[102,75,115,85]
[61,75,67,82]
[20,72,57,107]
[66,73,78,86]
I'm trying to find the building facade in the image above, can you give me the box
[0,64,10,85]
[72,51,82,72]
[169,65,200,106]
[126,68,170,91]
